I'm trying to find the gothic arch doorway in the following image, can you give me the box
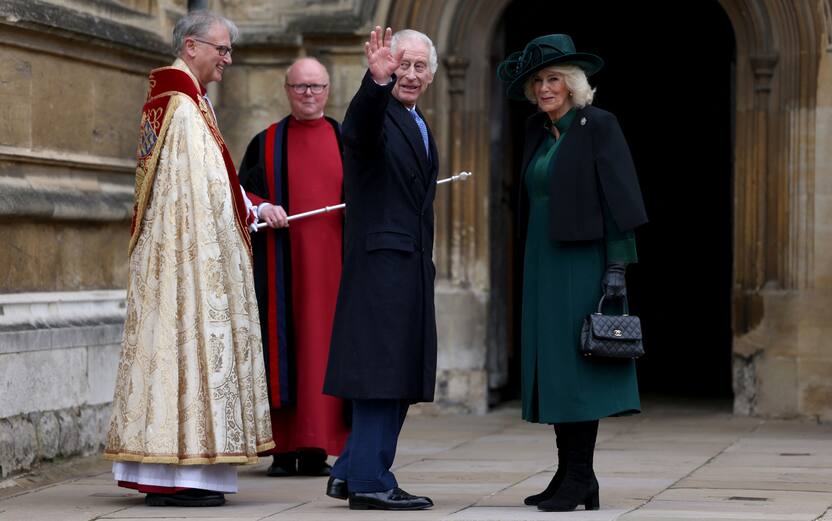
[490,1,736,400]
[385,0,824,412]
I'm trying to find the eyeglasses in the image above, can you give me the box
[286,83,328,94]
[192,38,232,56]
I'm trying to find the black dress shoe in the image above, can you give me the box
[326,476,348,500]
[266,453,297,477]
[348,487,433,510]
[145,489,225,507]
[297,453,332,476]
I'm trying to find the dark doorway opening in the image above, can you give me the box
[488,0,736,402]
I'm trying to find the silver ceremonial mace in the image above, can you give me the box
[253,171,472,231]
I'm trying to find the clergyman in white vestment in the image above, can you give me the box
[103,10,274,507]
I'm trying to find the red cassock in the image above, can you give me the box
[238,116,349,455]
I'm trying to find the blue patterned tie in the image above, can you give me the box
[410,108,430,159]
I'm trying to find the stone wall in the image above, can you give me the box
[0,0,173,295]
[803,24,832,422]
[0,0,173,478]
[0,291,125,477]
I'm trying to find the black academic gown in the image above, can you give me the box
[324,71,439,402]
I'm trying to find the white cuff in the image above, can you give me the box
[256,202,271,220]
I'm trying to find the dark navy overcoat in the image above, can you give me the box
[323,71,439,402]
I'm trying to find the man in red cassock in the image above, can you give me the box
[238,57,349,477]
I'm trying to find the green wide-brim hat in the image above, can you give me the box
[497,34,604,101]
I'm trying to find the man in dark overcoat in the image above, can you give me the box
[322,26,439,511]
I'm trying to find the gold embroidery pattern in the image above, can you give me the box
[130,97,180,256]
[148,107,162,133]
[137,108,163,160]
[146,74,156,101]
[193,96,253,259]
[106,99,274,465]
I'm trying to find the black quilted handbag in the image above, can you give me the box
[580,295,644,359]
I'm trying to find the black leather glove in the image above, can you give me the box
[602,263,627,298]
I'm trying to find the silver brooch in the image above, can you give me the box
[580,117,587,126]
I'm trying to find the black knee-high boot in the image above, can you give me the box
[537,420,599,512]
[524,424,567,505]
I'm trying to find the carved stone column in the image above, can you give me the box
[750,53,779,287]
[734,53,777,336]
[444,54,471,285]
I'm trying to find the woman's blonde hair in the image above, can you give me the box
[523,64,595,107]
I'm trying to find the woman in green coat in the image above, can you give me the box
[498,34,648,512]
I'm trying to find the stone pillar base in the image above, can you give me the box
[0,404,112,479]
[0,291,125,478]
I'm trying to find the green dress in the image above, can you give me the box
[521,108,640,424]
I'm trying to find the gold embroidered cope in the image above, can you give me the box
[105,61,274,465]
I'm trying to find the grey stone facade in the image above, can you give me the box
[0,404,112,478]
[0,292,124,477]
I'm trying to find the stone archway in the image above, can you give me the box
[385,0,828,417]
[717,0,825,416]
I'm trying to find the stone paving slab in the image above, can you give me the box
[714,448,832,468]
[445,506,631,520]
[678,464,832,492]
[399,458,551,475]
[106,499,302,518]
[592,449,714,480]
[430,442,556,461]
[618,487,832,520]
[1,400,831,521]
[478,473,673,508]
[0,483,133,521]
[101,518,266,521]
[725,440,832,457]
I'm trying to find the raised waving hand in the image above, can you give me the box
[366,26,403,85]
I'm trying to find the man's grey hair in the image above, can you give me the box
[172,10,239,56]
[391,29,438,74]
